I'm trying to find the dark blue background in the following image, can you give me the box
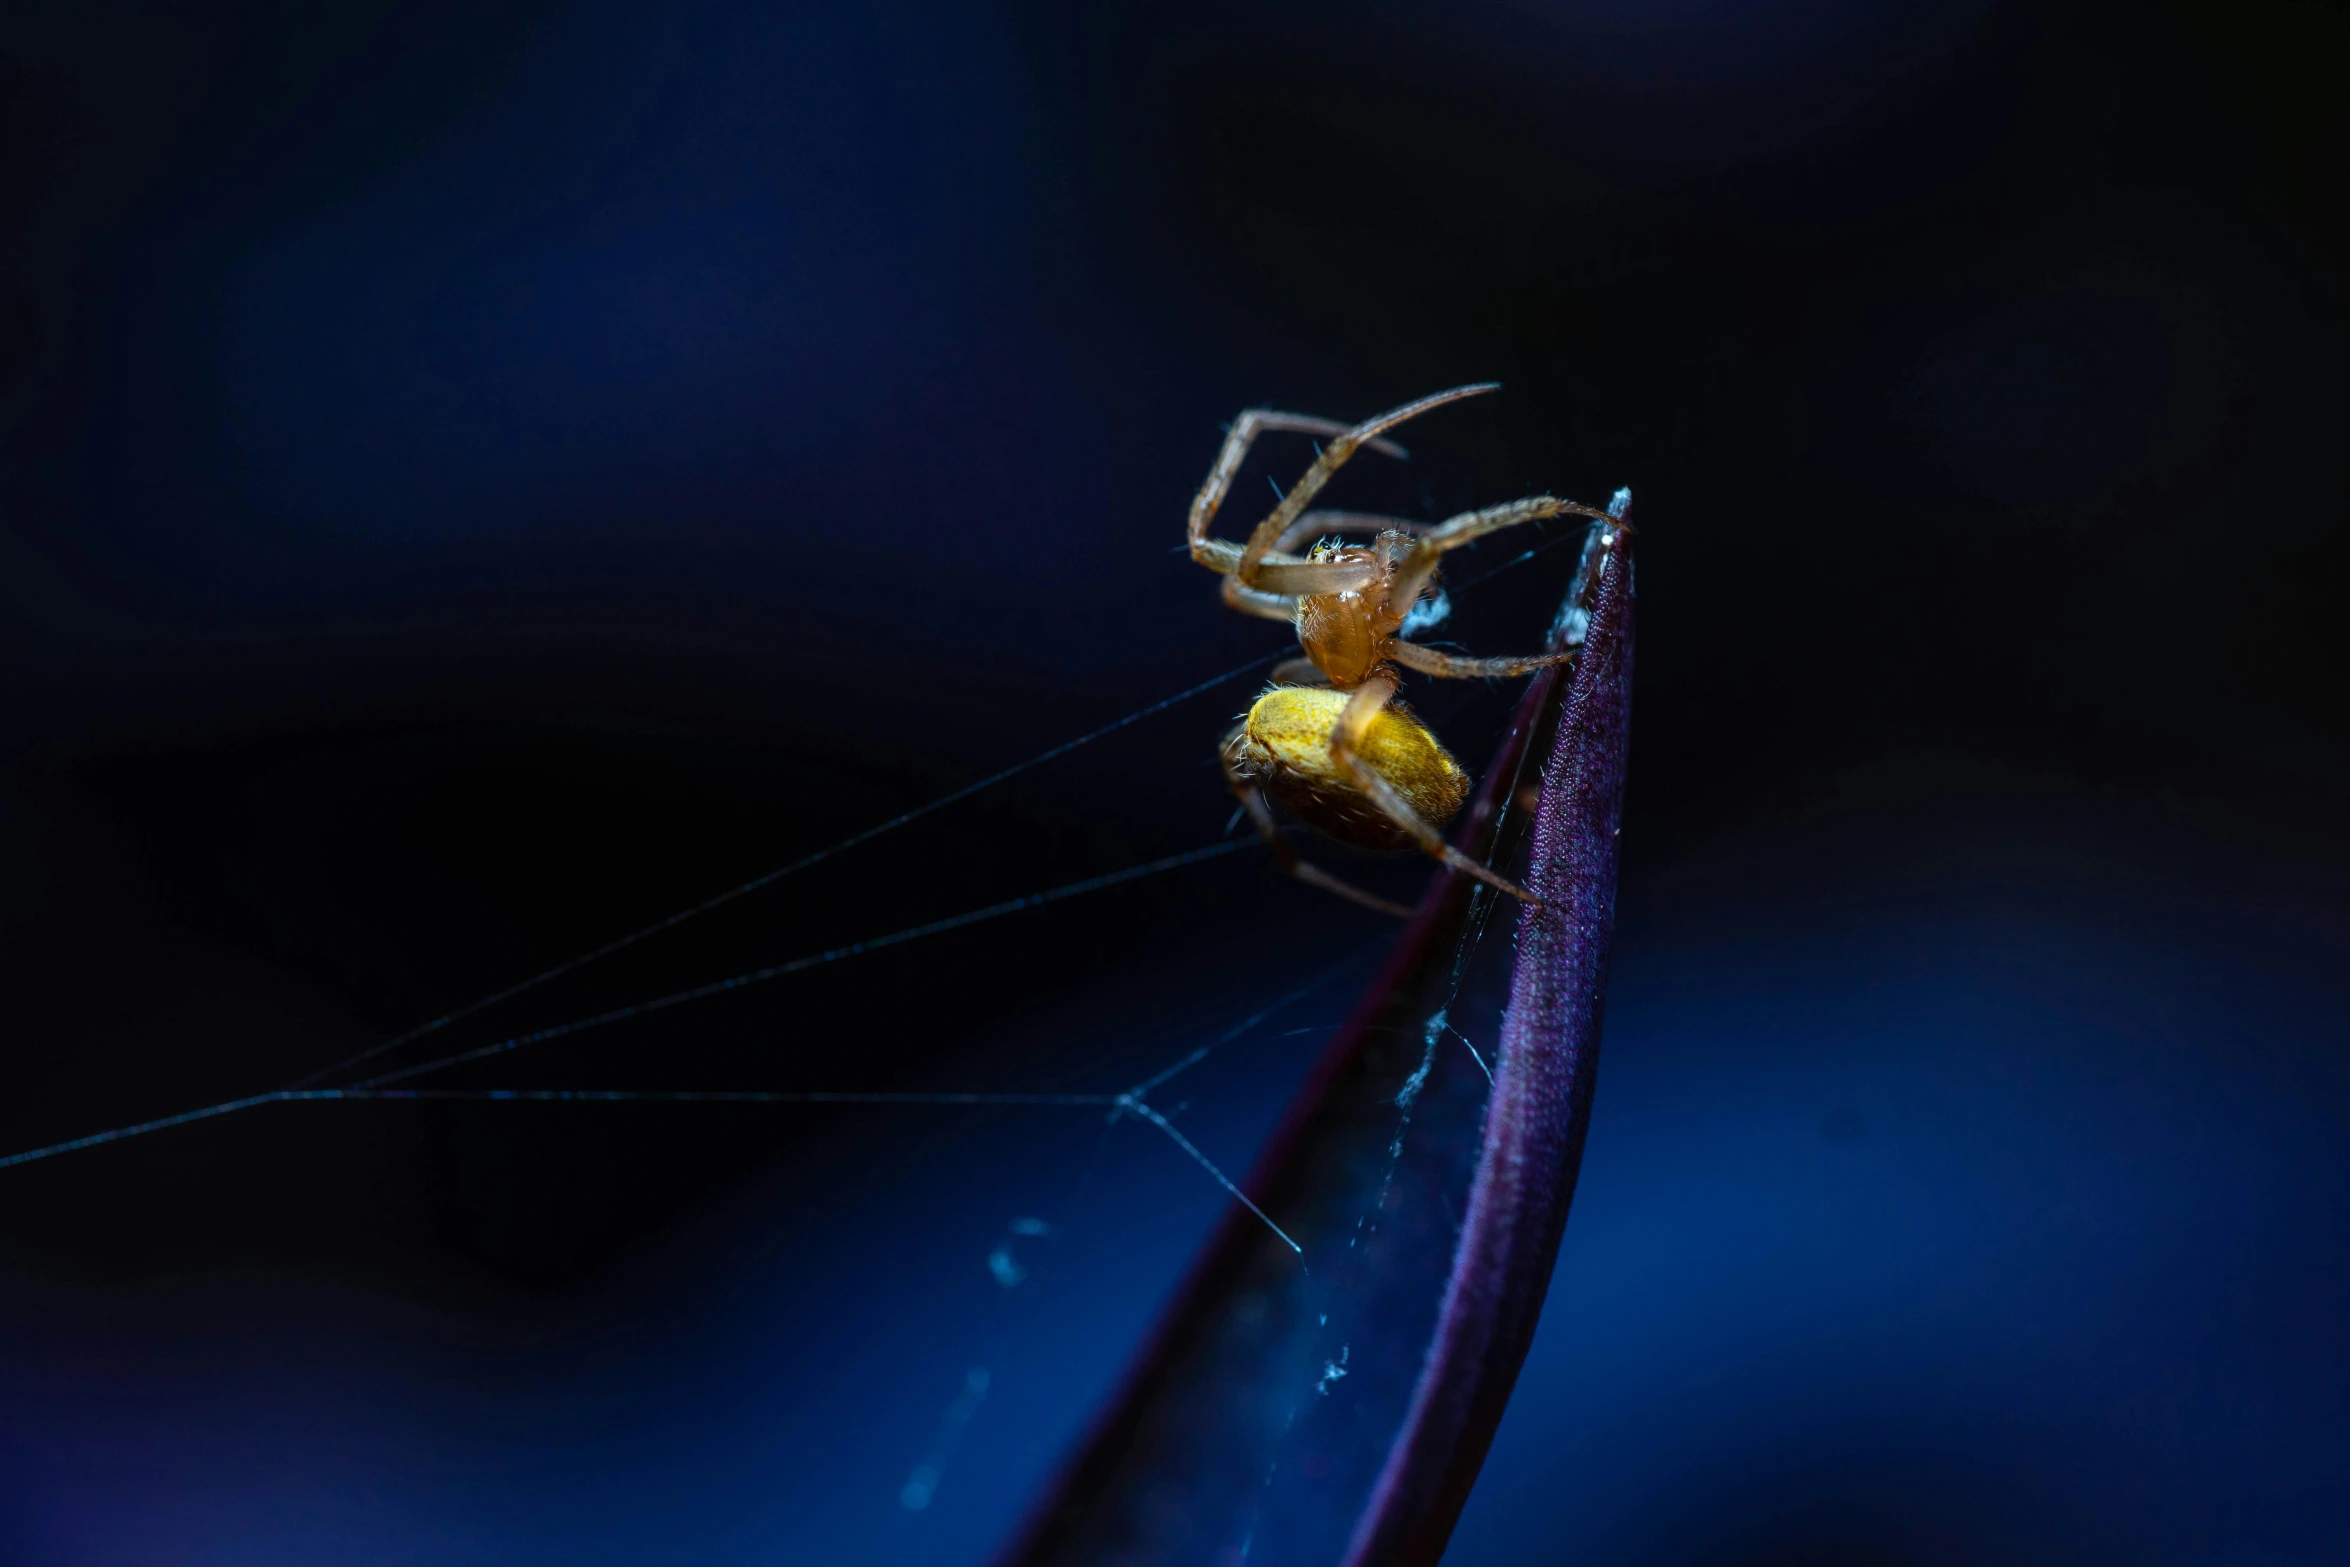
[3,1,2344,1561]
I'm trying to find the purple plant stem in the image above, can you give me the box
[1344,507,1635,1566]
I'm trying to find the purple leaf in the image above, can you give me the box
[1003,497,1635,1567]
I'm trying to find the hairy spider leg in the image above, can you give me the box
[1386,494,1621,626]
[1330,671,1540,905]
[1230,384,1501,591]
[1188,413,1408,558]
[1187,385,1502,615]
[1223,583,1304,624]
[1187,413,1409,609]
[1388,641,1578,680]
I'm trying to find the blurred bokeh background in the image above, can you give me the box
[2,1,2344,1561]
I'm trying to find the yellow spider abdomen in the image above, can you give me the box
[1226,685,1470,852]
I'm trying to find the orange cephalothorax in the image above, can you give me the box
[1293,537,1413,689]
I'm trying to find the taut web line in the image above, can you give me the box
[291,517,1584,1092]
[4,956,1353,1256]
[2,514,1591,1232]
[289,654,1281,1090]
[0,839,1253,1170]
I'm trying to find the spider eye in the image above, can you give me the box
[1400,587,1452,636]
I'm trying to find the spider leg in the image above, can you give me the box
[1223,583,1301,623]
[1189,410,1411,569]
[1220,725,1413,918]
[1388,641,1577,680]
[1244,556,1380,596]
[1329,672,1540,905]
[1193,538,1383,595]
[1388,495,1615,613]
[1232,384,1500,588]
[1422,495,1617,551]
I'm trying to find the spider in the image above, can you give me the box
[1190,382,1619,916]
